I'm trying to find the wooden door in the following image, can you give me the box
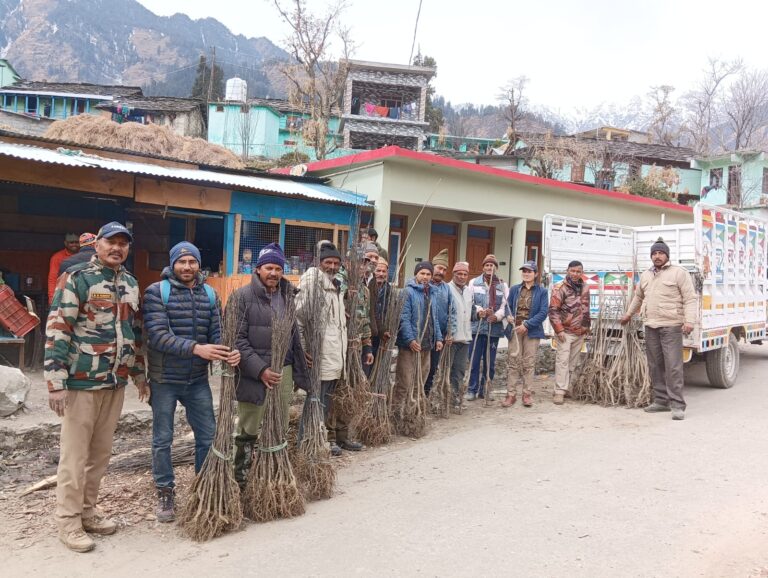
[466,225,494,277]
[429,221,458,270]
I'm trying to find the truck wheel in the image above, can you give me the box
[705,336,740,389]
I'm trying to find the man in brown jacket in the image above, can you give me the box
[548,260,591,405]
[621,238,696,420]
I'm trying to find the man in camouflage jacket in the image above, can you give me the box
[45,222,148,553]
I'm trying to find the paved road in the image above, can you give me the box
[6,345,768,577]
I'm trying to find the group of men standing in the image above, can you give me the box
[43,221,696,554]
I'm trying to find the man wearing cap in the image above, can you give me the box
[393,261,443,433]
[143,241,240,521]
[48,232,80,304]
[621,238,696,420]
[232,243,309,484]
[45,221,148,553]
[503,261,548,408]
[366,228,388,261]
[369,257,393,364]
[467,255,509,401]
[296,241,348,456]
[549,260,591,405]
[59,233,98,275]
[447,261,474,408]
[424,248,455,396]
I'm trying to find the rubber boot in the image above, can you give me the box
[233,433,258,487]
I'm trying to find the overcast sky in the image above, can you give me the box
[137,0,768,114]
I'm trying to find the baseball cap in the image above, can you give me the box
[97,222,133,241]
[519,260,538,273]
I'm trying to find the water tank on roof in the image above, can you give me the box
[225,77,247,102]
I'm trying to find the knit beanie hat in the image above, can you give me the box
[650,237,670,258]
[414,261,434,275]
[432,248,449,269]
[483,254,499,267]
[319,242,342,262]
[79,233,97,248]
[452,261,469,273]
[170,241,201,267]
[256,242,286,269]
[362,242,379,256]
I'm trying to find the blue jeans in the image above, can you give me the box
[468,334,499,396]
[151,381,215,488]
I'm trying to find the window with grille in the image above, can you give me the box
[283,225,333,275]
[710,167,723,188]
[728,165,741,205]
[238,221,279,273]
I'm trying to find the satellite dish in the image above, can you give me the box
[289,163,308,176]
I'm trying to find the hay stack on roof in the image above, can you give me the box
[44,114,244,169]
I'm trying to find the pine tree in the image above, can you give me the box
[190,55,224,101]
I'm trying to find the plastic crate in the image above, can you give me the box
[0,285,40,337]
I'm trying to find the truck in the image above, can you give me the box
[542,203,768,388]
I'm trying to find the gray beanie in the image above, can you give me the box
[650,237,670,258]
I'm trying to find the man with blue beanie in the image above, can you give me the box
[143,241,240,523]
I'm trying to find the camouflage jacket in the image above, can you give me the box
[548,277,591,336]
[44,257,146,392]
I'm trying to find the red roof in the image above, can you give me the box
[273,146,693,213]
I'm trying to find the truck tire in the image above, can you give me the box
[705,336,740,389]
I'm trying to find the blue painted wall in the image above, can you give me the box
[230,190,361,224]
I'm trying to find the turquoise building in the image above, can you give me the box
[692,151,768,208]
[207,98,359,161]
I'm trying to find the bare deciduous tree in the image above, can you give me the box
[498,76,528,143]
[272,0,353,160]
[647,85,680,146]
[723,68,768,151]
[681,57,742,155]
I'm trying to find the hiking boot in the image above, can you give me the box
[464,392,476,401]
[501,394,516,408]
[553,392,565,405]
[59,528,95,553]
[644,402,671,413]
[671,407,685,421]
[522,392,533,407]
[330,442,342,457]
[82,513,117,535]
[156,487,175,523]
[340,440,365,452]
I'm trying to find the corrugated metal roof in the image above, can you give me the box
[0,142,367,206]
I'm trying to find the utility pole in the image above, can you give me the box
[207,46,216,103]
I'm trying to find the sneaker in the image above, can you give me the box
[82,513,117,535]
[501,394,516,408]
[671,408,685,421]
[464,392,476,401]
[553,392,565,405]
[340,440,365,452]
[644,402,671,413]
[330,442,342,457]
[522,392,533,407]
[58,528,95,553]
[156,487,175,523]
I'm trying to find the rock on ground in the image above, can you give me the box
[0,366,31,417]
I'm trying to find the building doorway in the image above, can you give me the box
[466,225,494,277]
[429,220,458,269]
[389,214,408,285]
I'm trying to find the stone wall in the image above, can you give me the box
[0,110,52,136]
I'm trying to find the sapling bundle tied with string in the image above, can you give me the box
[335,243,371,425]
[428,339,453,418]
[392,305,430,438]
[177,290,243,542]
[572,286,651,408]
[356,285,405,446]
[295,268,336,500]
[243,287,305,522]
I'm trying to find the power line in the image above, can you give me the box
[409,0,423,65]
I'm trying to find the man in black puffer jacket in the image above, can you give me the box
[143,241,240,522]
[231,242,309,485]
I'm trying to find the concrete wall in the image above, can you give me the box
[0,109,53,135]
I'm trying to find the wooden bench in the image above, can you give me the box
[0,336,26,369]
